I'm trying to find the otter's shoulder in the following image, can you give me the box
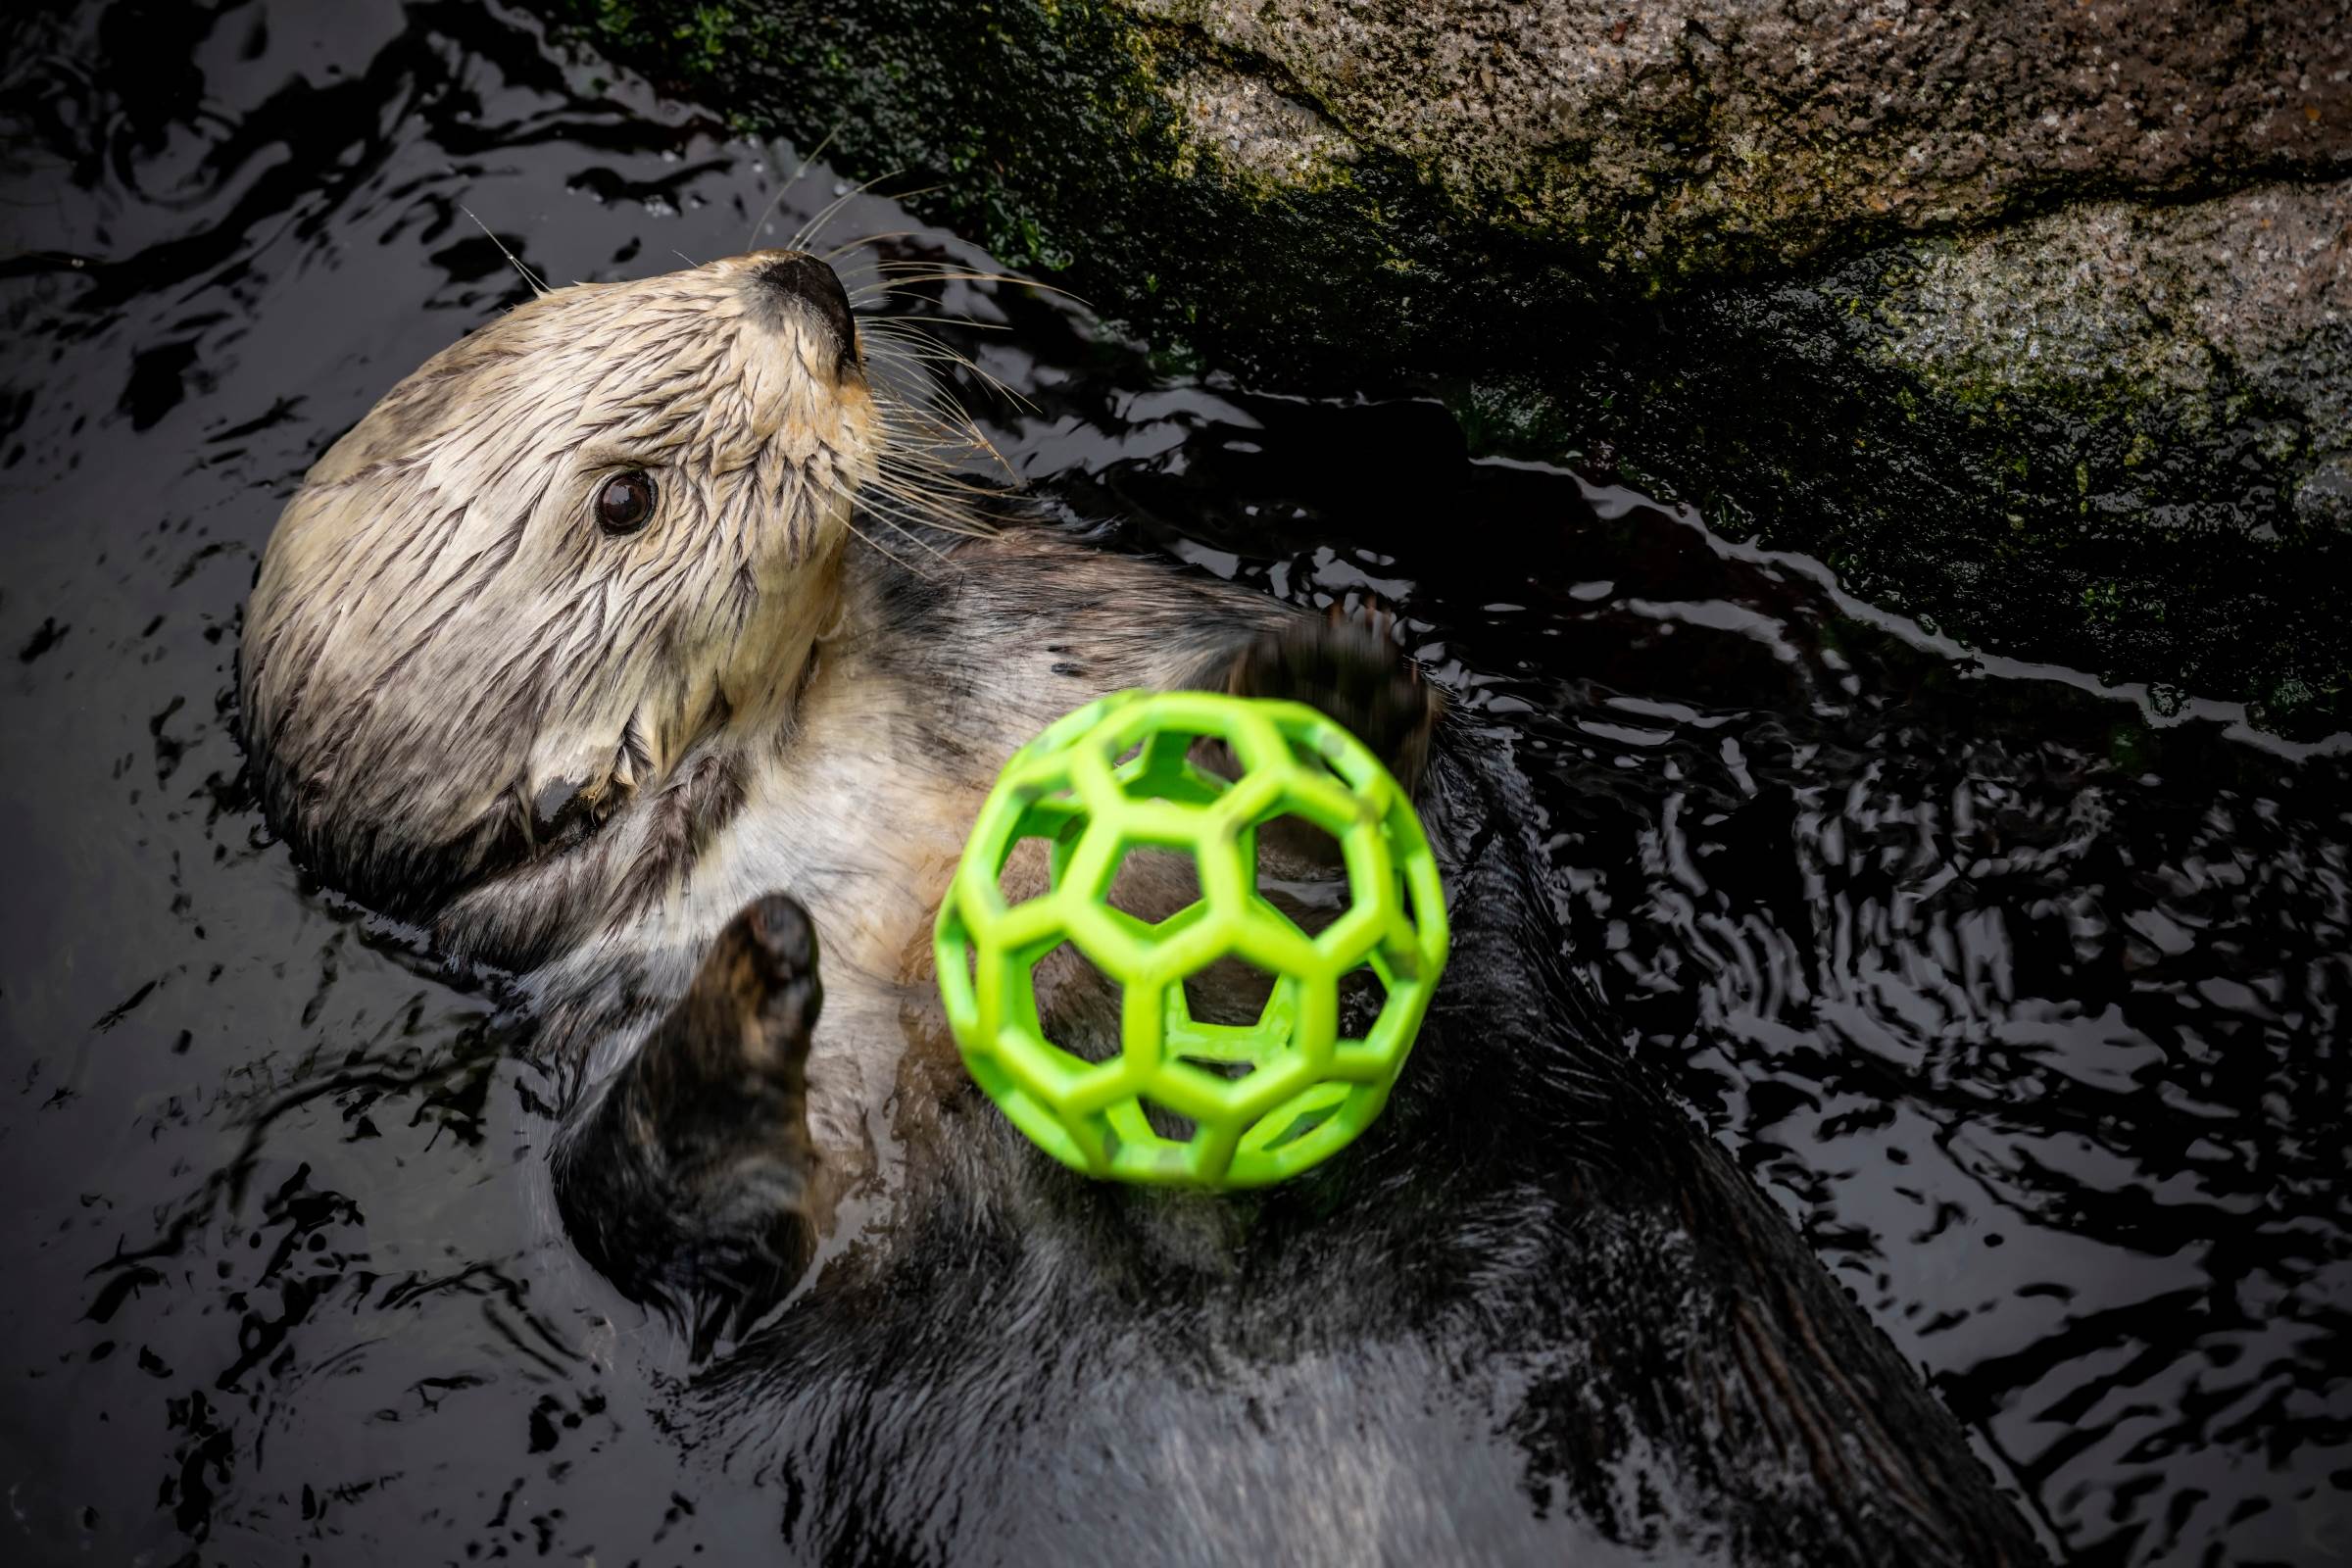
[841,519,1290,684]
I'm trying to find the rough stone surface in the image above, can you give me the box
[1860,177,2352,529]
[1136,0,2352,280]
[1167,62,1359,189]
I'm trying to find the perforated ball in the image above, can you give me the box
[933,689,1449,1188]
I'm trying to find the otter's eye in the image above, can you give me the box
[596,470,657,535]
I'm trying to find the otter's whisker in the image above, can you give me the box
[865,354,1017,463]
[790,170,897,252]
[865,467,1013,518]
[860,267,1086,315]
[867,374,995,449]
[879,451,1006,486]
[873,405,1015,475]
[820,244,922,302]
[831,265,892,310]
[816,230,927,263]
[866,488,1012,540]
[878,466,1013,507]
[744,125,843,252]
[872,413,1017,486]
[866,333,1037,416]
[458,204,547,297]
[866,410,1014,469]
[865,345,1030,425]
[876,460,1023,503]
[853,284,1008,312]
[868,502,1011,541]
[846,443,1010,524]
[856,309,1014,333]
[860,341,974,372]
[859,495,999,545]
[851,499,961,562]
[837,511,937,581]
[864,319,1026,387]
[860,463,1006,516]
[866,364,988,415]
[858,266,1084,306]
[875,515,960,560]
[790,172,946,254]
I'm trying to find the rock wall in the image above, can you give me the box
[545,0,2352,733]
[1151,0,2348,279]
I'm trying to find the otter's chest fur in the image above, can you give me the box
[536,528,1292,1173]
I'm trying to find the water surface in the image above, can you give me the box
[2,3,2346,1564]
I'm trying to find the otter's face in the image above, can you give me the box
[240,253,875,957]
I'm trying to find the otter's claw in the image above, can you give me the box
[1226,602,1442,798]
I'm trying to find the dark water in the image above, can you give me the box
[2,2,2347,1563]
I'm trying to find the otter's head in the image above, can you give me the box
[241,251,875,965]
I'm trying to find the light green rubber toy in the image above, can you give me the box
[933,688,1449,1188]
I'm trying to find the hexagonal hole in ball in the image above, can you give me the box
[1025,938,1128,1068]
[1284,735,1348,787]
[1338,955,1391,1040]
[1248,809,1350,934]
[1173,949,1299,1085]
[1136,1097,1199,1145]
[1114,725,1234,808]
[1328,950,1407,1087]
[1100,838,1209,932]
[995,792,1087,907]
[1246,1079,1352,1153]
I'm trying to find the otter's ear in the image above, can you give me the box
[553,894,821,1353]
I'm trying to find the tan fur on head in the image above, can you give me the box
[240,252,877,959]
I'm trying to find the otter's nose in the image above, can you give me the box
[746,251,858,370]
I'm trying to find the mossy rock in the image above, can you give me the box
[539,0,2351,734]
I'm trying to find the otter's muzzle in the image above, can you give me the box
[745,251,859,374]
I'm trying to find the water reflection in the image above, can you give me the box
[0,1,2344,1563]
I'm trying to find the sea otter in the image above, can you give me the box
[237,250,2043,1564]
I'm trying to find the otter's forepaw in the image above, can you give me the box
[555,894,823,1347]
[1227,603,1443,797]
[680,893,822,1081]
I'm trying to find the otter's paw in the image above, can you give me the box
[555,894,822,1344]
[672,893,823,1085]
[1226,604,1442,797]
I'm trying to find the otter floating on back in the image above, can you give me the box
[238,252,2043,1565]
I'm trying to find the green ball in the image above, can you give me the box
[933,688,1450,1188]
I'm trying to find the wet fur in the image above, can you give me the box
[238,255,2044,1565]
